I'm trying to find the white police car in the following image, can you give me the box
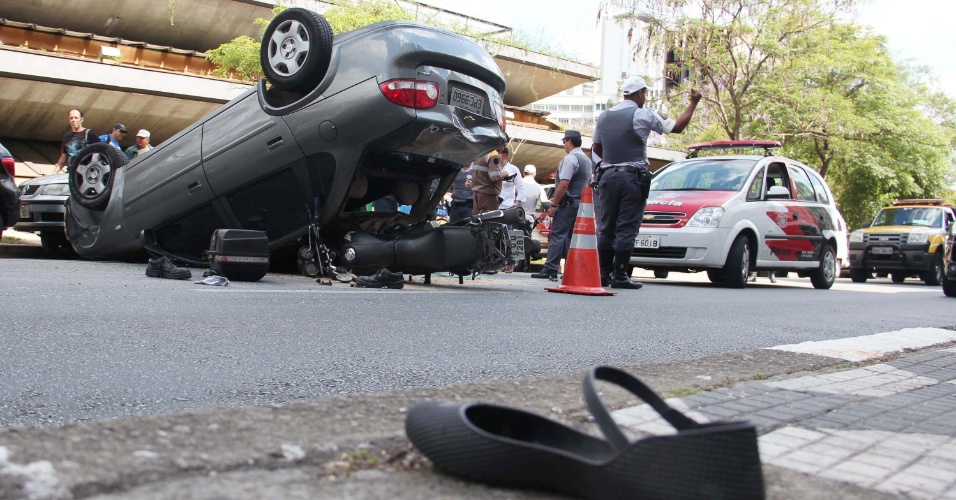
[630,140,848,289]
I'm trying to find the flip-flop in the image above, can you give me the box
[405,366,764,499]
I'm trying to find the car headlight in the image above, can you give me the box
[849,230,864,243]
[908,232,929,245]
[41,184,71,196]
[686,207,724,228]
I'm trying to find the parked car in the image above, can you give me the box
[0,142,19,239]
[630,140,848,289]
[65,10,508,275]
[13,173,75,257]
[848,199,955,285]
[943,217,956,297]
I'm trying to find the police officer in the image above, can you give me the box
[531,130,592,279]
[592,77,701,289]
[447,163,474,223]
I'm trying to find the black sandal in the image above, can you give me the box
[405,366,764,499]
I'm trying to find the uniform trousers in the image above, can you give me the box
[448,203,473,223]
[541,202,579,274]
[597,169,647,253]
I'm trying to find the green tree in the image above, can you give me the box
[602,0,955,229]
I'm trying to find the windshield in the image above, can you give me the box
[872,207,943,228]
[651,159,757,192]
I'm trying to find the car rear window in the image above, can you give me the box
[651,159,757,192]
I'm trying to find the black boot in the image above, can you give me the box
[599,248,614,288]
[146,256,192,280]
[611,251,642,289]
[354,268,404,289]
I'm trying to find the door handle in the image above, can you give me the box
[267,136,284,151]
[793,213,799,220]
[188,181,202,192]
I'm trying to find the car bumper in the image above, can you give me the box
[848,245,934,272]
[628,226,731,268]
[13,198,67,233]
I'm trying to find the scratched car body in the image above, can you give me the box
[66,10,507,274]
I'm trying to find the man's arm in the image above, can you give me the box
[670,89,702,134]
[514,168,526,203]
[550,179,571,207]
[53,152,67,174]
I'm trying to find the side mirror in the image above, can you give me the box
[766,185,790,200]
[861,221,872,228]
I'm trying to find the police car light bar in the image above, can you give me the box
[687,140,782,158]
[893,199,944,206]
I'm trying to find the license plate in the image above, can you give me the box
[871,247,893,255]
[508,229,525,261]
[19,204,28,219]
[450,88,484,115]
[634,235,660,249]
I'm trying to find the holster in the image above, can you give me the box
[590,163,605,189]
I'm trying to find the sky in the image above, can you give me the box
[420,0,956,98]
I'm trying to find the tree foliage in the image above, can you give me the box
[602,0,956,228]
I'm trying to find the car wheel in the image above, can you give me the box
[849,268,869,283]
[722,235,750,288]
[653,269,669,279]
[41,232,77,258]
[706,269,725,284]
[891,272,906,283]
[69,143,126,210]
[921,253,943,286]
[943,277,956,297]
[811,244,837,289]
[260,8,333,93]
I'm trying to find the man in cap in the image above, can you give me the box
[99,122,127,151]
[125,129,153,160]
[519,164,547,221]
[591,76,701,289]
[530,130,592,279]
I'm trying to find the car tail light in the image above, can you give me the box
[379,79,439,109]
[1,157,13,177]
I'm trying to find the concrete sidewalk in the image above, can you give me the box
[1,328,955,499]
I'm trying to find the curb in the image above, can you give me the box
[1,328,954,499]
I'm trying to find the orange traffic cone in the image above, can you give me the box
[546,186,615,296]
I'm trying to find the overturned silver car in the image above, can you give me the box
[66,9,509,276]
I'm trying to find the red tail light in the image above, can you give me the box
[1,157,13,177]
[379,79,439,109]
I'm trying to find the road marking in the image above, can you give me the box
[767,327,956,362]
[190,288,453,294]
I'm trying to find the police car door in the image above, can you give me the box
[780,163,824,267]
[754,160,795,265]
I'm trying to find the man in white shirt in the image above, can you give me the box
[497,147,525,210]
[520,164,546,222]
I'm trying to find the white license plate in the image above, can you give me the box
[451,88,484,115]
[634,235,660,249]
[871,247,893,255]
[19,204,29,219]
[508,229,525,261]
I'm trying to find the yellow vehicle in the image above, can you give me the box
[848,199,956,285]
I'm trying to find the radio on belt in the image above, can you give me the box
[206,229,270,281]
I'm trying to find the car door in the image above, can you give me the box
[122,126,215,233]
[201,93,310,241]
[755,160,799,265]
[775,163,824,266]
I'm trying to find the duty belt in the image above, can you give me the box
[602,165,648,175]
[451,200,473,207]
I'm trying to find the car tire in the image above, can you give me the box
[891,272,906,283]
[41,232,77,259]
[69,143,126,210]
[653,269,669,279]
[943,277,956,297]
[849,268,869,283]
[260,8,333,93]
[810,243,837,290]
[722,235,750,288]
[921,253,943,286]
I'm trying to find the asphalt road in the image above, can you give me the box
[2,253,954,428]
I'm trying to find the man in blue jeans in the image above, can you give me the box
[531,130,592,279]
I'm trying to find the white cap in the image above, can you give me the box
[524,164,536,175]
[622,76,647,96]
[136,129,150,138]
